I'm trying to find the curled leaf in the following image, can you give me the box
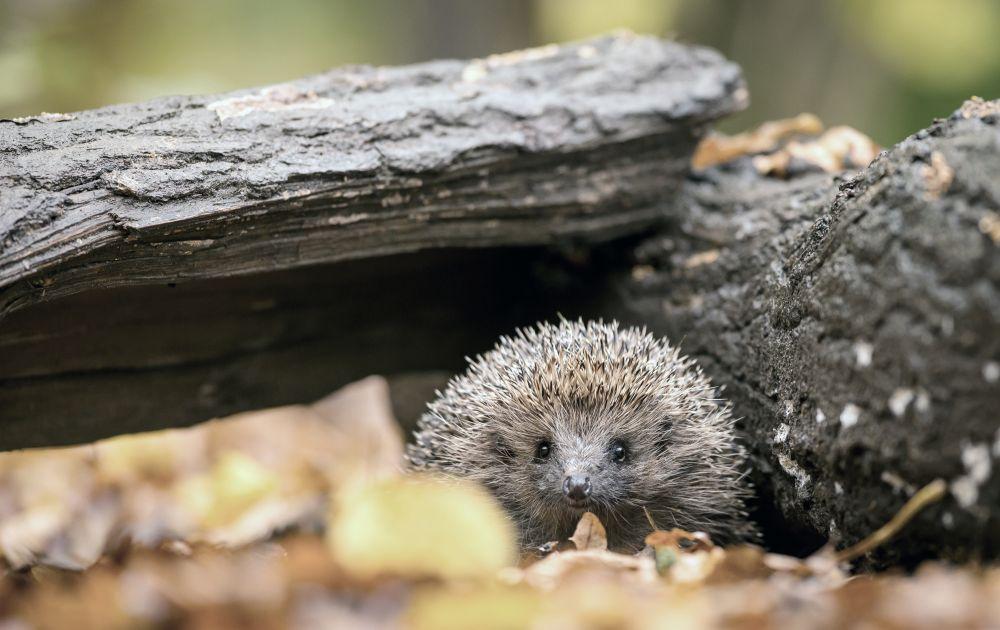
[692,113,824,169]
[752,126,880,176]
[569,512,607,551]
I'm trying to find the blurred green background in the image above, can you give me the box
[1,0,998,144]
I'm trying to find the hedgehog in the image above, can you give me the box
[405,319,755,552]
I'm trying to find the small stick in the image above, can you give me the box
[834,478,947,563]
[642,506,659,532]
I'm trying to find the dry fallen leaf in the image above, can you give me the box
[645,528,716,577]
[0,381,993,629]
[569,512,608,551]
[0,376,404,571]
[692,113,824,170]
[752,126,880,177]
[692,114,880,178]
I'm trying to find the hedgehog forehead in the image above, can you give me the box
[486,381,670,445]
[484,350,672,413]
[450,320,713,439]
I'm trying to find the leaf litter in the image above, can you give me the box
[692,114,881,176]
[1,377,997,628]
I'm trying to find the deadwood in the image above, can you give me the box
[622,99,1000,565]
[0,34,744,449]
[0,33,744,318]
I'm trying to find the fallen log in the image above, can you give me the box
[0,34,744,449]
[622,99,1000,565]
[0,33,744,318]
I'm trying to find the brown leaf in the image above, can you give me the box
[504,547,658,591]
[644,529,716,578]
[704,545,773,584]
[692,113,824,169]
[569,512,607,551]
[752,125,880,177]
[644,528,714,554]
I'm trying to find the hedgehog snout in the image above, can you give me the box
[562,474,591,501]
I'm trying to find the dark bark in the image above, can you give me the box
[622,99,1000,565]
[0,246,624,449]
[0,34,743,449]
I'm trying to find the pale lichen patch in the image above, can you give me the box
[326,213,370,226]
[950,442,992,509]
[461,43,561,83]
[777,452,811,499]
[839,403,861,428]
[982,361,999,384]
[208,85,335,121]
[941,511,955,529]
[774,423,790,444]
[888,388,915,417]
[940,315,954,337]
[7,112,75,124]
[914,390,931,414]
[853,340,873,368]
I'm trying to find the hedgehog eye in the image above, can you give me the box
[611,440,627,463]
[535,440,552,459]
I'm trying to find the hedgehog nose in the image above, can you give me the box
[562,475,591,500]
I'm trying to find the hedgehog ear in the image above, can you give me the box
[493,433,516,463]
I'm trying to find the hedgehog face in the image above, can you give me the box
[487,404,671,548]
[529,423,633,513]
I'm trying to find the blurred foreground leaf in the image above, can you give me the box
[327,476,516,581]
[0,376,403,570]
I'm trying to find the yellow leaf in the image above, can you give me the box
[176,451,277,528]
[327,476,515,580]
[96,428,205,483]
[407,584,541,630]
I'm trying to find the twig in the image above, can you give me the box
[835,478,947,563]
[642,506,659,532]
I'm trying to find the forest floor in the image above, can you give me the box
[1,376,997,629]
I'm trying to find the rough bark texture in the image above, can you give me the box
[0,33,744,319]
[0,34,743,449]
[623,99,1000,565]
